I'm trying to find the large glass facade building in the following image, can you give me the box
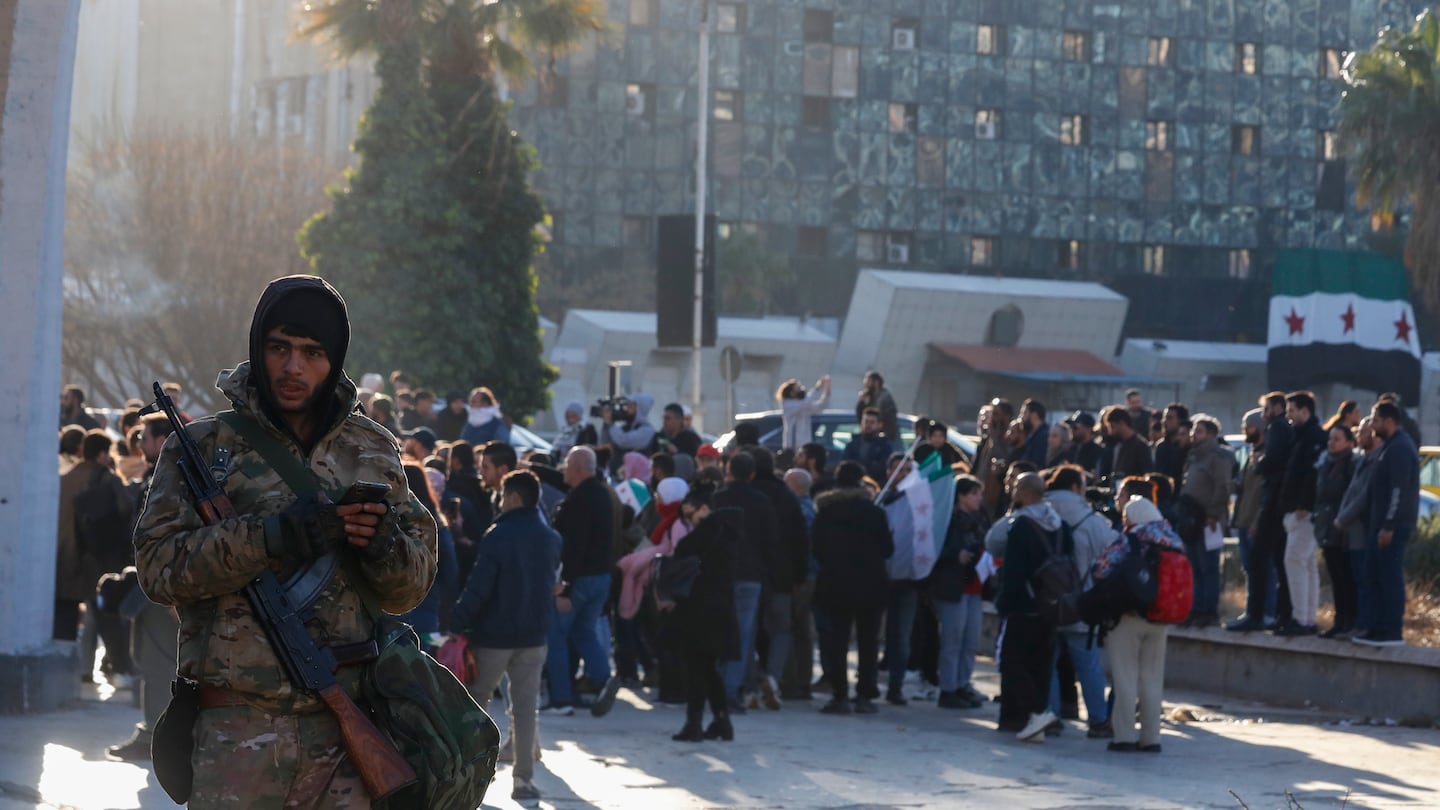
[508,0,1431,342]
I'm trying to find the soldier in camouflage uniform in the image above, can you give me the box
[134,276,437,809]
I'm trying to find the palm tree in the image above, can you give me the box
[1338,9,1440,307]
[298,0,606,81]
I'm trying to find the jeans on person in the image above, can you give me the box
[762,591,793,681]
[545,574,612,707]
[1236,528,1278,620]
[781,579,815,697]
[471,645,547,782]
[614,614,653,682]
[1322,545,1358,630]
[1189,544,1222,617]
[885,580,920,695]
[935,595,983,693]
[1246,506,1292,625]
[722,580,763,698]
[1283,513,1320,626]
[1049,630,1110,724]
[1351,547,1373,634]
[1357,529,1410,638]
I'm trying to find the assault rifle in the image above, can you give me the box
[140,381,416,800]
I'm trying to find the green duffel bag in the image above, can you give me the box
[363,617,499,810]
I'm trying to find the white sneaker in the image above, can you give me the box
[107,673,135,691]
[760,675,782,710]
[1017,710,1057,742]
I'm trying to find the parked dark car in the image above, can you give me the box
[712,409,976,472]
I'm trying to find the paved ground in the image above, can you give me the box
[2,661,1437,810]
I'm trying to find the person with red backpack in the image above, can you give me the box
[1098,496,1188,753]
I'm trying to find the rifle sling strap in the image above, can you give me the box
[215,410,344,611]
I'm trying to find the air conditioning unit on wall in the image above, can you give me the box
[887,241,910,264]
[893,28,916,50]
[975,120,996,140]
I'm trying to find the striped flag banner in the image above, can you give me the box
[1267,249,1421,402]
[883,453,956,581]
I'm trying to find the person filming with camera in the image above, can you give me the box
[600,393,657,455]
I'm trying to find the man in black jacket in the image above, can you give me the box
[1100,408,1152,483]
[1230,391,1294,632]
[544,446,616,714]
[746,447,809,710]
[1276,391,1327,636]
[712,451,780,710]
[813,461,893,715]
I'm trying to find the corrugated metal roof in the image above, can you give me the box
[930,344,1127,377]
[864,269,1127,302]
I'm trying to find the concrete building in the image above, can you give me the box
[68,0,375,159]
[0,0,81,713]
[508,0,1434,342]
[547,309,836,431]
[830,270,1141,425]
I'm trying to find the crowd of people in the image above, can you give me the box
[54,364,1424,796]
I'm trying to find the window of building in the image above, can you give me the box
[917,137,945,187]
[1228,249,1251,280]
[977,24,1005,56]
[975,108,1001,140]
[971,237,994,267]
[857,230,884,263]
[1058,239,1082,271]
[892,18,918,51]
[1320,48,1345,79]
[625,83,654,117]
[1060,114,1086,146]
[803,9,833,43]
[888,102,918,134]
[1234,42,1260,74]
[539,76,569,108]
[1145,120,1170,151]
[798,226,828,258]
[629,0,657,26]
[1062,31,1089,62]
[717,3,744,34]
[1232,124,1260,155]
[831,45,860,98]
[1143,245,1166,276]
[1147,36,1172,67]
[801,96,831,128]
[1318,129,1339,162]
[714,90,742,122]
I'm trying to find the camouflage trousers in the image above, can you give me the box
[189,705,369,809]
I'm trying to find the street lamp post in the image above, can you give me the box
[690,0,710,433]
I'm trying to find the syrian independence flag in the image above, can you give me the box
[881,453,956,581]
[1267,250,1421,402]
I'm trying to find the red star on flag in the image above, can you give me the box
[914,503,930,517]
[1284,307,1306,336]
[1341,303,1356,335]
[1395,309,1413,345]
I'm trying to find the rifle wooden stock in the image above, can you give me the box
[195,494,238,523]
[318,683,417,799]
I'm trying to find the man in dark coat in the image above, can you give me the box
[1355,400,1420,646]
[669,501,742,741]
[747,446,809,710]
[1229,391,1294,632]
[844,408,894,482]
[712,451,780,708]
[545,446,616,713]
[812,461,893,715]
[1099,408,1153,483]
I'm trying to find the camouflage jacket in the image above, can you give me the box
[133,363,437,714]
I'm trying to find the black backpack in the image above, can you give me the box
[1077,532,1160,632]
[1027,519,1081,627]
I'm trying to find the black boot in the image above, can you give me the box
[672,710,705,742]
[703,712,734,741]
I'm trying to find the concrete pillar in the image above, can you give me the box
[0,0,81,714]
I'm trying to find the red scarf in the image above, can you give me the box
[651,500,683,545]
